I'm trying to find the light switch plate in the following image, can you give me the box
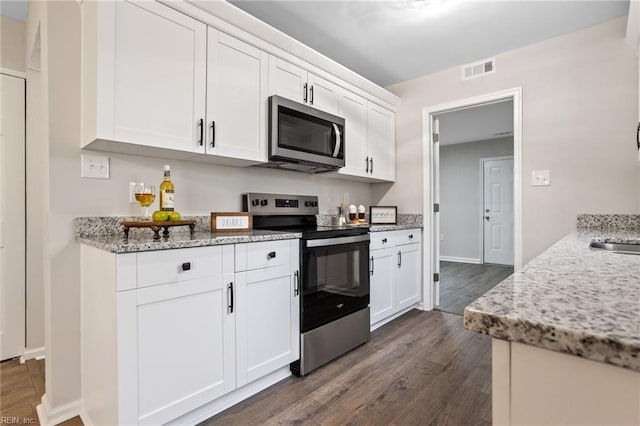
[81,154,110,179]
[129,182,138,203]
[532,170,550,186]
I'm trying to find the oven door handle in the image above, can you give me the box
[306,234,370,248]
[331,123,342,158]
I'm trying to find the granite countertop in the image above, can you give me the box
[464,219,640,372]
[369,224,423,232]
[78,230,302,254]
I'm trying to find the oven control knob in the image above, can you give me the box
[260,199,268,206]
[311,201,318,207]
[305,201,312,207]
[251,199,260,207]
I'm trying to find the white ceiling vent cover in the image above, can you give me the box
[462,58,496,81]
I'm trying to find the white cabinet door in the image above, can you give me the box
[369,248,395,325]
[206,29,268,162]
[268,55,307,103]
[337,88,369,178]
[367,103,396,182]
[308,73,339,115]
[396,243,422,311]
[236,264,299,387]
[120,247,236,425]
[111,1,206,152]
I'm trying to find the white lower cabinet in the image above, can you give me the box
[369,229,422,328]
[81,240,299,426]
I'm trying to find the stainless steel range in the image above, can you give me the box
[243,193,370,376]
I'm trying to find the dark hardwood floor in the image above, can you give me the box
[437,261,513,316]
[0,358,82,426]
[201,310,492,426]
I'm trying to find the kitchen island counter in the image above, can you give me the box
[464,225,640,372]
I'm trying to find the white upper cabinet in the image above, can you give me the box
[268,56,339,115]
[206,28,268,162]
[83,1,207,155]
[367,102,396,182]
[338,89,369,178]
[336,89,396,182]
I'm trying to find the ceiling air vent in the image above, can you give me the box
[462,57,496,81]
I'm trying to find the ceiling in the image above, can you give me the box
[230,0,630,87]
[0,0,28,21]
[437,100,513,146]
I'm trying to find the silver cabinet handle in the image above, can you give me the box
[370,256,374,276]
[398,251,402,267]
[294,270,299,296]
[303,83,308,103]
[365,156,369,173]
[310,85,314,104]
[370,157,373,174]
[227,282,234,314]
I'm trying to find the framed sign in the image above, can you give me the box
[211,212,253,232]
[369,206,398,225]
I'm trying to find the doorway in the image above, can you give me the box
[421,88,523,312]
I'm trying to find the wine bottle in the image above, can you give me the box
[159,165,175,211]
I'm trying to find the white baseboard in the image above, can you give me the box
[440,256,481,264]
[36,394,82,426]
[166,367,292,425]
[20,346,45,363]
[370,303,421,332]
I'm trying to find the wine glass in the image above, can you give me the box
[134,183,156,219]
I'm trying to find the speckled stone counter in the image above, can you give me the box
[75,216,301,254]
[317,213,423,231]
[464,215,640,372]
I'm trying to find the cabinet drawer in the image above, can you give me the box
[370,232,394,251]
[235,240,292,272]
[394,229,422,246]
[137,246,222,288]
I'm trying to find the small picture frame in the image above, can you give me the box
[211,212,253,232]
[369,206,398,225]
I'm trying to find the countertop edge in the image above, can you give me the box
[463,306,640,372]
[77,232,302,254]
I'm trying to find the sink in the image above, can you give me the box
[589,240,640,254]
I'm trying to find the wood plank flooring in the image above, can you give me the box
[201,310,492,426]
[0,358,83,426]
[438,261,513,316]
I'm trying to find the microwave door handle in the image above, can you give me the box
[332,123,342,158]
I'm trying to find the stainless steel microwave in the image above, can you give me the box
[264,95,345,173]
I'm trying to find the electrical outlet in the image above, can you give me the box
[81,154,110,179]
[532,170,551,186]
[129,182,138,203]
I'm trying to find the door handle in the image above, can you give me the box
[303,83,308,103]
[294,270,299,296]
[198,118,204,146]
[332,123,342,158]
[227,282,234,314]
[370,256,374,276]
[310,85,314,104]
[365,157,369,173]
[210,121,216,147]
[370,158,373,174]
[398,251,402,267]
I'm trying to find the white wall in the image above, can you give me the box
[375,17,639,263]
[42,0,372,412]
[440,137,514,261]
[1,15,25,72]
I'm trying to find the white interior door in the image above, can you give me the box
[483,158,514,265]
[433,117,441,307]
[0,74,26,360]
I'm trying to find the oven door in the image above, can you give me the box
[301,234,370,332]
